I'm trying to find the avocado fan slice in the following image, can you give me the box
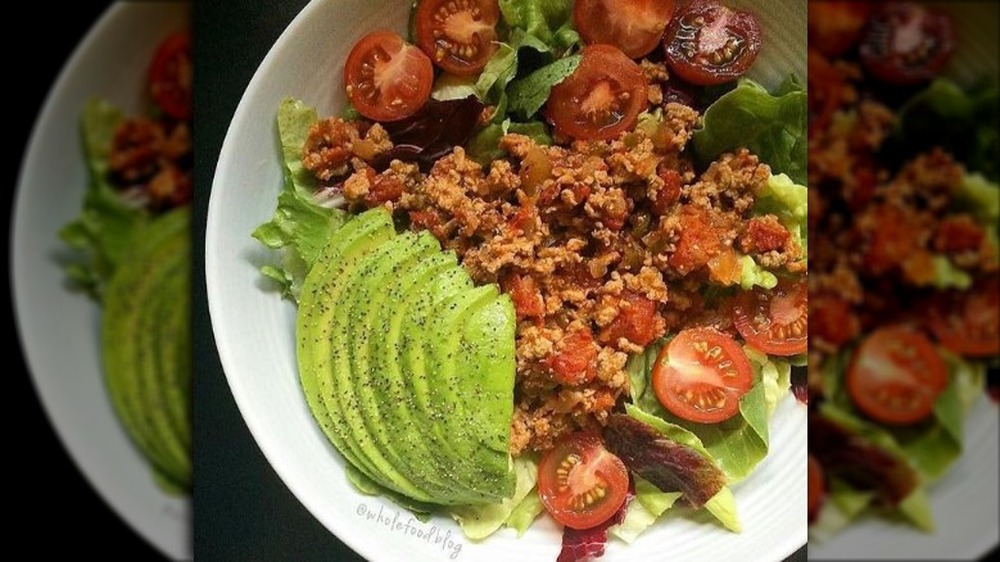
[331,230,441,501]
[297,207,396,482]
[408,284,516,502]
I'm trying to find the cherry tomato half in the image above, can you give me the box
[148,31,192,120]
[573,0,676,59]
[733,278,808,356]
[925,276,999,357]
[651,327,754,424]
[414,0,500,76]
[859,2,955,85]
[663,0,761,86]
[538,432,630,530]
[545,44,648,141]
[846,325,948,425]
[344,30,434,122]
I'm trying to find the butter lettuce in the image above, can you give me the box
[59,98,150,300]
[252,98,349,301]
[692,77,807,184]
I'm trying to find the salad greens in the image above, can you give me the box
[59,99,150,300]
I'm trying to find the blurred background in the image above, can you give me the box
[7,2,162,559]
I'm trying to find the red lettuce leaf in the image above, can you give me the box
[602,414,726,508]
[374,97,486,171]
[556,483,635,562]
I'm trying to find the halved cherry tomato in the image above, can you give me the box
[545,44,648,141]
[733,278,808,356]
[859,2,955,84]
[847,325,948,425]
[808,454,824,522]
[651,327,754,424]
[148,31,192,120]
[925,276,999,357]
[538,432,630,530]
[414,0,499,76]
[573,0,676,59]
[663,0,761,86]
[344,30,434,122]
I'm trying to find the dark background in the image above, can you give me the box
[6,1,161,559]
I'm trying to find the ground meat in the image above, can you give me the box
[302,118,393,182]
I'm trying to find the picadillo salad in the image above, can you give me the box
[59,29,193,494]
[254,0,808,557]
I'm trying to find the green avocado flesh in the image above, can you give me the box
[101,208,191,493]
[297,207,517,506]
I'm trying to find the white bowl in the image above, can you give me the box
[206,1,806,560]
[10,3,191,560]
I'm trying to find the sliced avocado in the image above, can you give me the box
[331,231,440,500]
[296,207,518,507]
[297,207,395,481]
[412,285,516,502]
[365,260,482,501]
[101,207,191,492]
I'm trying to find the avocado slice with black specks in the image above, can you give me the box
[332,231,440,500]
[296,207,517,507]
[298,207,395,482]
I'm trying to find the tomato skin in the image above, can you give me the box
[847,325,948,425]
[545,45,648,141]
[148,31,192,120]
[860,3,955,84]
[651,328,754,424]
[733,278,808,356]
[574,0,676,59]
[415,0,500,76]
[344,30,434,122]
[663,0,761,86]
[538,432,630,530]
[925,276,1000,357]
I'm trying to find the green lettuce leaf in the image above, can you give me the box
[809,479,876,543]
[609,477,683,543]
[744,346,792,415]
[631,348,771,483]
[624,405,741,532]
[252,98,349,300]
[506,54,581,120]
[58,98,150,300]
[498,0,579,55]
[504,487,544,537]
[738,255,778,290]
[954,172,1000,224]
[432,42,519,104]
[692,78,807,184]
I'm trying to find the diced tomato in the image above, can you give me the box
[547,329,599,385]
[742,216,790,253]
[651,167,682,215]
[599,291,663,347]
[810,294,859,348]
[668,207,724,275]
[503,273,546,320]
